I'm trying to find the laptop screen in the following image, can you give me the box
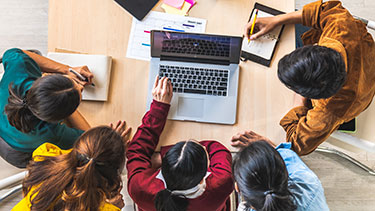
[151,31,242,64]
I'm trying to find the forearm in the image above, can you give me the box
[64,110,90,131]
[277,10,303,25]
[22,50,70,74]
[127,101,170,172]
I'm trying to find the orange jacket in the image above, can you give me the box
[280,0,375,155]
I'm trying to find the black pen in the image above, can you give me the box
[69,68,95,87]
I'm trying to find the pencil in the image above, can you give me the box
[248,9,259,43]
[69,68,96,87]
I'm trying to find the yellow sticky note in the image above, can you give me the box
[161,1,192,16]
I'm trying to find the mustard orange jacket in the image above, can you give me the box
[280,0,375,155]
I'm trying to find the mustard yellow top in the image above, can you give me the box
[12,143,121,211]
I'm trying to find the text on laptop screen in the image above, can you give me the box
[151,31,242,64]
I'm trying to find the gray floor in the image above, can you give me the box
[1,0,375,210]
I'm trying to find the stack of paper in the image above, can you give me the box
[161,0,196,16]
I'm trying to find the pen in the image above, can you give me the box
[248,9,259,43]
[69,68,95,87]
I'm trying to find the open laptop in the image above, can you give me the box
[147,31,242,124]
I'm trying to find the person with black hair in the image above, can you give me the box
[231,130,329,211]
[243,1,375,155]
[127,76,233,211]
[0,48,93,168]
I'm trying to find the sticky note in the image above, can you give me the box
[163,0,185,9]
[161,1,192,16]
[185,0,196,9]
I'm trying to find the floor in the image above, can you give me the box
[1,0,375,210]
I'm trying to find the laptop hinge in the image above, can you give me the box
[160,55,230,66]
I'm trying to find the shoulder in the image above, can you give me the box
[2,48,41,77]
[32,143,71,161]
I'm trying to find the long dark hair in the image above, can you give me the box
[5,74,80,133]
[154,140,208,211]
[22,126,126,211]
[233,141,296,211]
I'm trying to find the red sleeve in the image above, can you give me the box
[126,100,170,185]
[200,141,233,202]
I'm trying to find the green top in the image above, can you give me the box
[0,48,84,152]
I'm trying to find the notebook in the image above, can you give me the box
[114,0,159,21]
[47,52,112,101]
[241,3,285,67]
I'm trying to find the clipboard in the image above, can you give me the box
[241,3,285,67]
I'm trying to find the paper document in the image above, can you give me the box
[47,52,112,101]
[241,10,282,60]
[126,11,207,61]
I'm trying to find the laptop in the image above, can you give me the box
[147,31,243,125]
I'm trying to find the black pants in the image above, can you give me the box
[0,137,32,168]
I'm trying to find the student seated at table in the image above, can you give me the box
[12,122,130,211]
[244,0,375,155]
[126,77,233,211]
[231,131,329,211]
[0,48,94,168]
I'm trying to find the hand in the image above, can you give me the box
[110,120,132,147]
[152,76,173,104]
[67,66,94,86]
[231,130,273,149]
[151,152,162,169]
[106,193,125,209]
[244,16,279,40]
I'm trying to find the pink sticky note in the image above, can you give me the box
[185,0,196,5]
[163,0,185,9]
[185,0,196,9]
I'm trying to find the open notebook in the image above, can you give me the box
[47,52,112,101]
[241,3,285,67]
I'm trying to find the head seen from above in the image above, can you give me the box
[5,74,81,133]
[233,140,296,211]
[155,140,208,211]
[22,126,126,211]
[278,45,346,99]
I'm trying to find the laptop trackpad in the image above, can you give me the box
[177,97,204,118]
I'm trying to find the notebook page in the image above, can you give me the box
[241,10,282,60]
[47,52,112,101]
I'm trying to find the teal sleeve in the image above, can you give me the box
[1,48,41,96]
[52,124,84,150]
[2,48,41,77]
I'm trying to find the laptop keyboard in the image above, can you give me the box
[162,37,230,57]
[159,65,229,96]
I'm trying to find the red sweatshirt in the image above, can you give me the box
[126,100,233,211]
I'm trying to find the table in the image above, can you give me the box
[48,0,296,151]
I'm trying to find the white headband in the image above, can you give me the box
[156,170,211,199]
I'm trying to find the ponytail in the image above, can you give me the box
[155,189,188,211]
[154,141,208,211]
[5,75,80,133]
[233,141,297,211]
[5,83,38,133]
[23,126,126,211]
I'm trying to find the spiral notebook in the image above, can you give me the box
[47,52,112,101]
[241,3,285,67]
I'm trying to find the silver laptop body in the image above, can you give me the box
[147,31,243,125]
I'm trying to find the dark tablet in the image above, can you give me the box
[241,3,285,67]
[338,118,356,133]
[114,0,159,21]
